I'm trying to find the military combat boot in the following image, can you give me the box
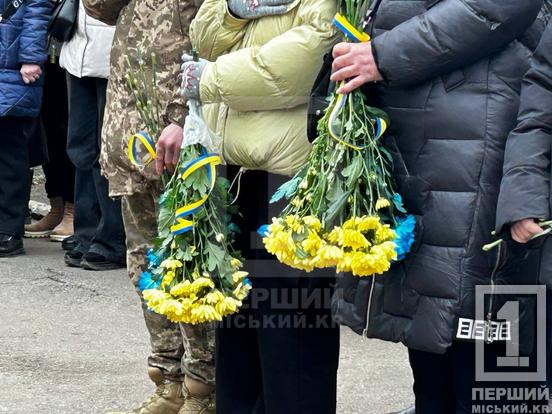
[108,368,185,414]
[178,378,215,414]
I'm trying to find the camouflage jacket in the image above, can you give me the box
[83,0,198,196]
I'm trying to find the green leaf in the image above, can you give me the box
[205,241,226,272]
[270,176,301,204]
[324,190,351,225]
[296,246,308,260]
[157,207,174,234]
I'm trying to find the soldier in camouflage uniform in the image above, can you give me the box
[81,0,215,413]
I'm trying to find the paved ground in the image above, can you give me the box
[0,238,413,414]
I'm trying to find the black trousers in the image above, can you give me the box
[0,117,32,237]
[410,341,538,413]
[216,170,340,414]
[42,61,73,202]
[66,74,125,260]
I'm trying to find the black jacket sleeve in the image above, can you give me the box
[372,0,542,87]
[496,20,552,234]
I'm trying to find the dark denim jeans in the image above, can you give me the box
[66,74,125,261]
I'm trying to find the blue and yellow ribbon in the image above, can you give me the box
[171,150,222,235]
[128,131,157,168]
[328,14,387,150]
[332,13,371,43]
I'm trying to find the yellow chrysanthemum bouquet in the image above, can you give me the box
[261,0,415,277]
[126,55,250,324]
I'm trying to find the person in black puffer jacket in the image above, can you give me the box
[496,19,552,394]
[330,0,545,412]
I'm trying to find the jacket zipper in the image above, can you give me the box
[362,276,376,337]
[485,242,502,344]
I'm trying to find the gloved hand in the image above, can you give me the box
[181,53,209,101]
[227,0,295,19]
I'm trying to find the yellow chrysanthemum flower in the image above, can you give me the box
[303,215,322,232]
[191,304,222,323]
[143,289,171,307]
[290,257,315,272]
[372,241,398,262]
[216,297,242,315]
[161,270,176,288]
[302,230,322,256]
[357,216,381,232]
[264,230,295,261]
[350,251,377,276]
[233,282,252,300]
[160,258,183,270]
[327,228,342,244]
[342,229,370,250]
[232,271,248,283]
[284,214,304,233]
[375,198,391,211]
[170,280,192,297]
[313,244,343,268]
[159,299,185,319]
[375,225,396,243]
[191,277,215,293]
[230,258,242,269]
[336,252,354,273]
[205,290,226,305]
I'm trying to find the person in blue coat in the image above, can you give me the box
[0,0,52,256]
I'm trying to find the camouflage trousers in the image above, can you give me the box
[121,183,215,385]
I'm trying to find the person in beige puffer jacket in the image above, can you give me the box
[181,0,339,411]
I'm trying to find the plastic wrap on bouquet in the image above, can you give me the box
[182,99,223,159]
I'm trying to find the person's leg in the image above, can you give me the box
[0,116,31,252]
[83,78,126,266]
[214,167,266,414]
[179,323,216,413]
[115,188,186,414]
[215,296,263,414]
[255,273,340,414]
[65,74,101,261]
[451,341,533,413]
[39,62,74,242]
[42,61,73,203]
[122,189,185,381]
[409,346,455,413]
[224,169,340,414]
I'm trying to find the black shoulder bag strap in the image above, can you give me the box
[0,0,27,23]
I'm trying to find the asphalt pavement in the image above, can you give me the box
[0,238,413,414]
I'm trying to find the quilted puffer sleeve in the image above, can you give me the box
[17,0,52,65]
[82,0,129,25]
[195,0,337,112]
[190,0,249,60]
[372,0,542,87]
[496,21,552,234]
